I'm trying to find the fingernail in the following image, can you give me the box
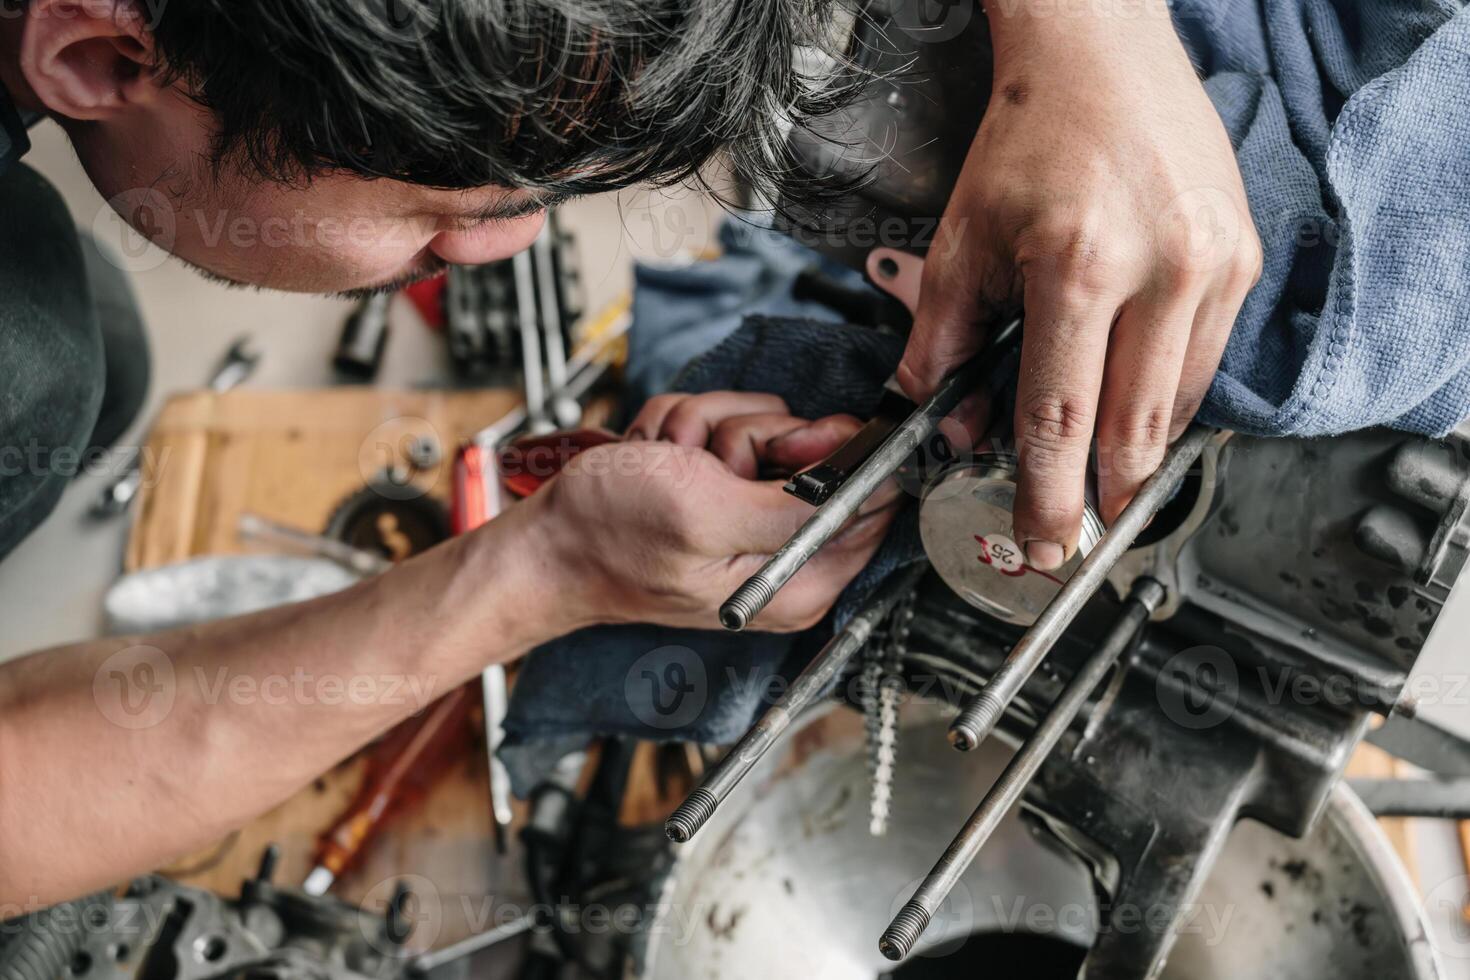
[627,428,648,442]
[1025,540,1064,571]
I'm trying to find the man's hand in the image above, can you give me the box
[520,392,888,632]
[896,0,1261,569]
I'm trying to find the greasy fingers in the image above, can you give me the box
[1093,291,1196,525]
[706,412,861,479]
[1010,273,1114,570]
[891,0,1262,558]
[624,392,686,441]
[1171,256,1263,441]
[895,192,1013,403]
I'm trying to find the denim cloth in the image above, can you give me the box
[0,81,28,178]
[622,218,873,406]
[1180,0,1470,436]
[503,0,1470,788]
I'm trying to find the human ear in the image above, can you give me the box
[19,0,159,121]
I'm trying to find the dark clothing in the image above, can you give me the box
[0,79,29,178]
[0,97,150,560]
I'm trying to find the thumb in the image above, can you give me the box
[713,470,902,561]
[711,479,819,556]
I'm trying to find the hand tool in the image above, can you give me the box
[1460,819,1470,924]
[511,250,552,435]
[92,334,260,518]
[718,317,1020,631]
[451,442,516,853]
[496,428,619,499]
[332,293,391,380]
[303,682,478,895]
[300,433,545,891]
[237,512,392,577]
[445,264,497,370]
[946,424,1216,752]
[449,429,617,855]
[406,910,544,975]
[878,576,1165,961]
[665,562,927,844]
[470,307,632,450]
[784,383,925,506]
[531,225,581,429]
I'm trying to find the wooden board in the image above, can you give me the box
[126,388,520,569]
[126,388,529,946]
[1347,740,1421,889]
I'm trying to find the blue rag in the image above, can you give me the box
[500,0,1470,790]
[1180,0,1470,436]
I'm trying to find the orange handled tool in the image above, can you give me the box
[303,683,478,895]
[302,428,615,892]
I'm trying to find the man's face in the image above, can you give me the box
[70,88,550,296]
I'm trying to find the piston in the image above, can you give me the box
[919,452,1105,627]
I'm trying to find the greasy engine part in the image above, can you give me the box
[667,426,1469,976]
[877,427,1470,978]
[944,425,1216,754]
[640,705,1440,980]
[746,3,1470,972]
[862,587,913,837]
[668,565,926,843]
[47,851,410,980]
[878,578,1166,961]
[0,892,113,980]
[521,743,675,980]
[334,294,392,382]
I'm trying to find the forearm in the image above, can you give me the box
[0,504,566,907]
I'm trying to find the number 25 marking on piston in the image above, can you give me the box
[976,535,1026,577]
[976,534,1065,586]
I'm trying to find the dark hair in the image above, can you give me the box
[147,0,855,198]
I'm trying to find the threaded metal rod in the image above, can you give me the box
[879,903,932,960]
[719,319,1021,631]
[948,425,1215,752]
[881,579,1164,961]
[665,788,719,844]
[667,564,927,844]
[720,577,777,632]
